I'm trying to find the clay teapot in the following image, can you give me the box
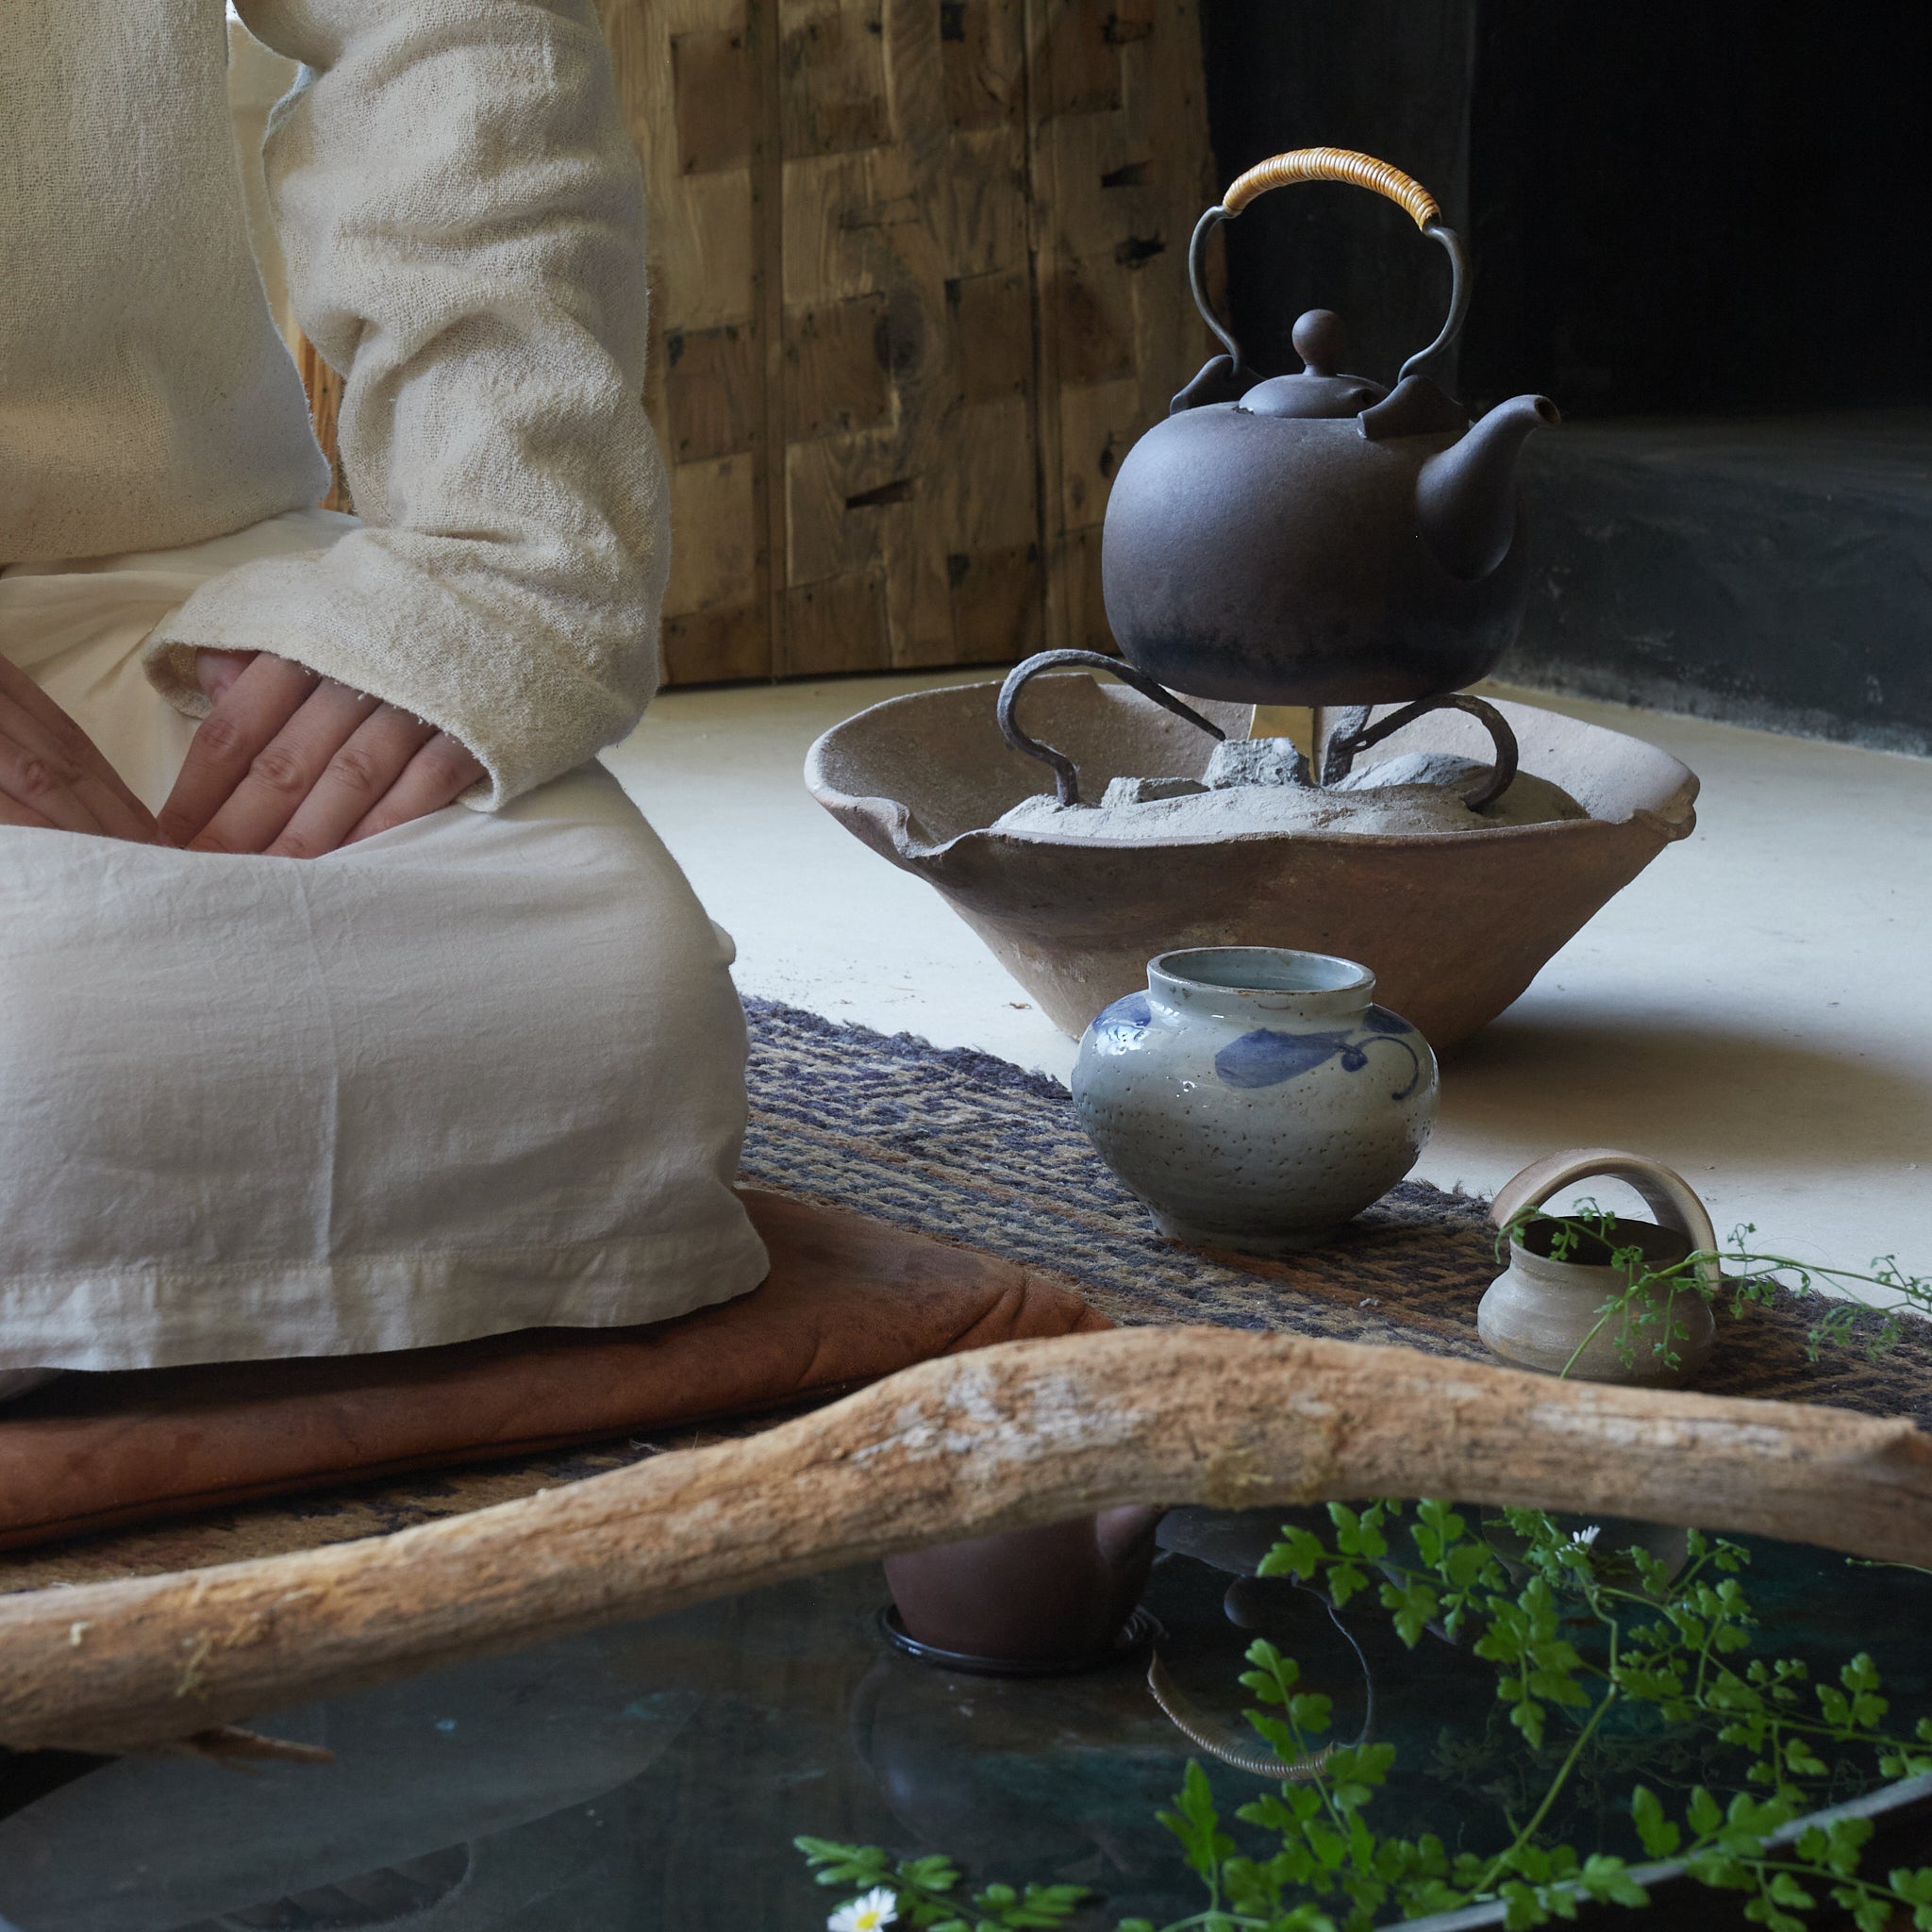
[1101,147,1559,708]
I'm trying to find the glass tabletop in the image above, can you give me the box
[0,1513,1926,1931]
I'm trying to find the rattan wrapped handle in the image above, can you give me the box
[1222,148,1440,229]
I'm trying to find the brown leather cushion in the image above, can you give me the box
[0,1191,1108,1552]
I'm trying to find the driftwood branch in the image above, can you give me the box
[1,1328,1926,1755]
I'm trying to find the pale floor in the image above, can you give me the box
[604,674,1932,1287]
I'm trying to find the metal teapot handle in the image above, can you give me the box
[1188,147,1471,386]
[997,651,1225,808]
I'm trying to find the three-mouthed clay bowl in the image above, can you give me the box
[804,674,1697,1051]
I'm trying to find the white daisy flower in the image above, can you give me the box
[1569,1525,1602,1548]
[829,1886,899,1931]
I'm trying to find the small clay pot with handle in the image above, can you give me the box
[1480,1148,1719,1389]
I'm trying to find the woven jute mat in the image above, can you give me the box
[4,996,1924,1593]
[733,1001,1931,1417]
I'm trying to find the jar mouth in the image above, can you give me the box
[1151,946,1374,999]
[1511,1214,1691,1273]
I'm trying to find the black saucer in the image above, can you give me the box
[876,1604,1161,1678]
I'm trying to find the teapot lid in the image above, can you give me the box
[1237,310,1388,421]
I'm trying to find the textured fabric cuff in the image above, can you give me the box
[142,537,655,809]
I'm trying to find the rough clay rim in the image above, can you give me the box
[803,683,1701,859]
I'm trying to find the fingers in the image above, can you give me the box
[0,791,59,833]
[0,741,157,841]
[346,732,486,843]
[0,685,158,841]
[0,652,98,742]
[69,770,163,842]
[158,654,321,847]
[265,704,437,858]
[1,660,162,842]
[144,647,485,858]
[195,649,258,706]
[0,727,104,836]
[185,677,382,855]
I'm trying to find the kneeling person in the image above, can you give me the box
[0,0,768,1391]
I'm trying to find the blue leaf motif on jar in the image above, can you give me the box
[1213,1028,1355,1089]
[1091,991,1152,1048]
[1215,1024,1423,1100]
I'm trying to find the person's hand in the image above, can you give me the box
[1,656,161,841]
[158,651,486,857]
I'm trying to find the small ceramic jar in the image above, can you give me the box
[1073,946,1438,1255]
[1480,1148,1719,1388]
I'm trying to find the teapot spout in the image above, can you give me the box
[1416,393,1559,581]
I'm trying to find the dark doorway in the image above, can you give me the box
[1199,1,1931,419]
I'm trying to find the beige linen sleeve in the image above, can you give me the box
[142,0,668,809]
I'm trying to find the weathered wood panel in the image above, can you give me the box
[767,0,1007,674]
[601,0,779,684]
[1025,0,1214,654]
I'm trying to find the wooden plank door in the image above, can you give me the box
[599,0,777,683]
[598,0,1214,684]
[770,0,1042,675]
[1024,0,1214,656]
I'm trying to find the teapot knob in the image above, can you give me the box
[1292,308,1351,378]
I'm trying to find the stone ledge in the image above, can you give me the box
[1504,409,1932,756]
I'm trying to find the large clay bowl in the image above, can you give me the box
[804,675,1698,1051]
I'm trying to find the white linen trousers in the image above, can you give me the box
[0,509,769,1384]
